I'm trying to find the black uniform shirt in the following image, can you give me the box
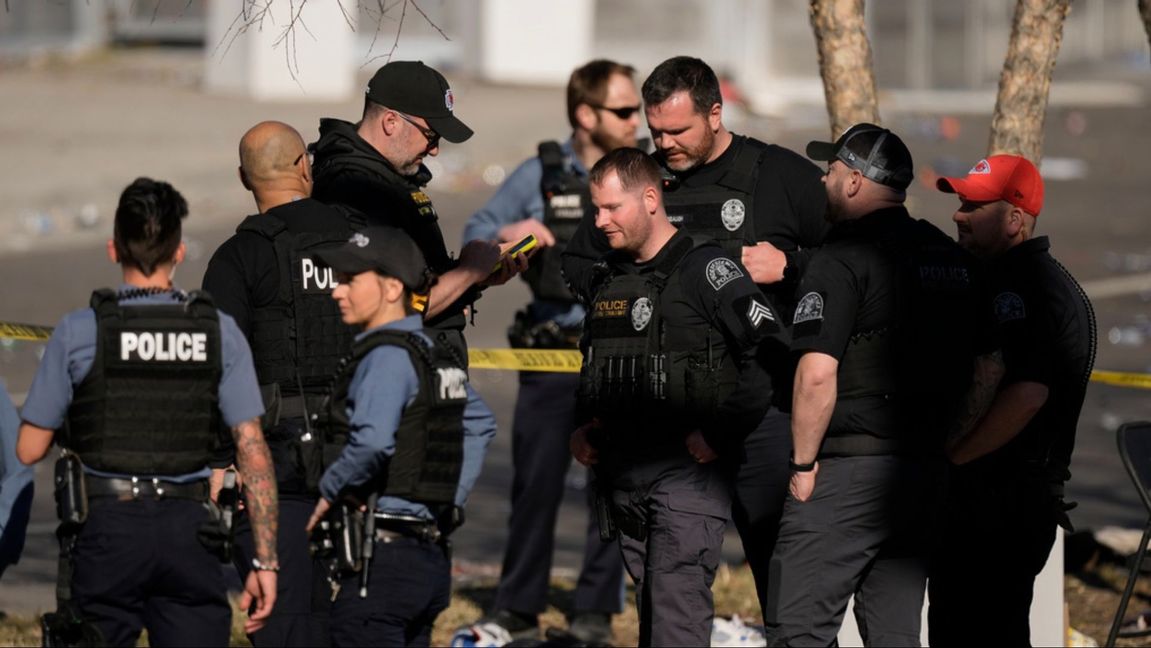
[595,231,786,454]
[792,207,983,453]
[979,236,1096,481]
[202,198,344,336]
[563,135,829,309]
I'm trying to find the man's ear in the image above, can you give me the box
[845,170,863,198]
[642,185,660,215]
[106,239,119,264]
[707,102,723,132]
[381,111,400,137]
[1005,205,1024,237]
[575,103,598,131]
[173,242,187,266]
[239,166,252,191]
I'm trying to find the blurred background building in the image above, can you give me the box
[1,0,1147,109]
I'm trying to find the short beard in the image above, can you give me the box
[662,128,714,173]
[591,128,637,154]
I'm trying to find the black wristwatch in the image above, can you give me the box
[789,456,816,473]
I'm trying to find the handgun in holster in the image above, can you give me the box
[42,454,103,647]
[197,469,238,562]
[312,501,364,577]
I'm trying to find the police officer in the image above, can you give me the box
[929,155,1096,645]
[16,178,279,646]
[310,60,512,504]
[571,148,784,646]
[302,226,484,647]
[202,121,358,646]
[764,125,981,646]
[563,57,829,619]
[0,380,32,580]
[460,59,637,643]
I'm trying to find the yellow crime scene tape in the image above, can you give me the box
[2,319,1149,385]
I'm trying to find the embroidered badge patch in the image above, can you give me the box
[706,258,744,291]
[631,297,653,331]
[721,198,746,232]
[794,292,824,324]
[994,292,1026,323]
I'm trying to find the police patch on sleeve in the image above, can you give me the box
[793,292,824,324]
[631,297,653,331]
[706,258,744,291]
[994,292,1026,323]
[721,198,746,232]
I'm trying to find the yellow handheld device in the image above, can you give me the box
[492,234,539,273]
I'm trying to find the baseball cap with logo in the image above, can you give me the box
[314,226,429,290]
[806,122,914,191]
[936,154,1044,216]
[366,61,473,144]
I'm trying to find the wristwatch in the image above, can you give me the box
[789,456,816,473]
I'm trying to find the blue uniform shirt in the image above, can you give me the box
[463,137,587,329]
[20,285,265,482]
[0,379,33,571]
[319,314,487,519]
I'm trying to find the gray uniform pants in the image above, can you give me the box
[610,458,730,647]
[765,455,931,647]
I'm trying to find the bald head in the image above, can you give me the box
[239,121,308,186]
[239,121,313,213]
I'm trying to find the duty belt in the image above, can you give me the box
[373,512,441,543]
[85,476,209,501]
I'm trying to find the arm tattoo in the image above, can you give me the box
[232,417,279,564]
[947,351,1006,446]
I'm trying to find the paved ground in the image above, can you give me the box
[1,48,1150,616]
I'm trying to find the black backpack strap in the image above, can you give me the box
[236,212,288,239]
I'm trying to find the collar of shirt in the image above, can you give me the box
[996,235,1051,269]
[560,137,590,177]
[115,283,187,304]
[354,314,424,341]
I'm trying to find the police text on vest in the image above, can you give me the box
[301,258,339,291]
[436,368,468,400]
[120,331,208,362]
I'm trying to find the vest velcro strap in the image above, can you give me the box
[85,476,208,501]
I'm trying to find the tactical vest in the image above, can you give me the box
[239,210,362,417]
[663,138,766,259]
[320,329,468,505]
[578,236,739,432]
[521,141,589,303]
[65,289,222,475]
[826,217,978,455]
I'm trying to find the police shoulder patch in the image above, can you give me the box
[994,292,1027,323]
[705,257,744,291]
[793,292,824,324]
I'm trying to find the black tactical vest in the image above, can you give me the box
[578,236,739,433]
[239,211,362,407]
[321,329,468,505]
[825,218,979,456]
[521,141,589,303]
[65,289,222,475]
[663,138,766,259]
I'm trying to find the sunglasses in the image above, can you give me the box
[394,111,441,149]
[591,104,641,120]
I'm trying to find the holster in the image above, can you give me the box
[310,502,364,577]
[43,454,102,648]
[197,470,238,562]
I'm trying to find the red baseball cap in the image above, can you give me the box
[936,154,1044,216]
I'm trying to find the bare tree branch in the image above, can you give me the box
[410,0,450,42]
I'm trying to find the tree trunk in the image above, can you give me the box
[809,0,881,137]
[988,0,1071,162]
[1140,0,1151,63]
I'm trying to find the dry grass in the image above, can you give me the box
[1,560,1136,646]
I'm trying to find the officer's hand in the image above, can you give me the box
[789,462,820,502]
[459,240,504,281]
[742,242,787,284]
[571,424,599,466]
[305,498,333,534]
[685,430,718,463]
[209,468,227,503]
[241,570,277,634]
[498,218,556,248]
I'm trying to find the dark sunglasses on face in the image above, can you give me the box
[395,111,441,149]
[592,104,641,120]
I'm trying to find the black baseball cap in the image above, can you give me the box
[314,226,429,289]
[806,123,914,191]
[366,61,473,144]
